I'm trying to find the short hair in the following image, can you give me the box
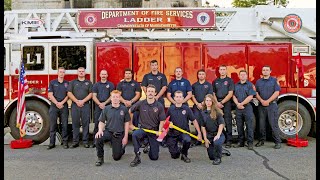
[174,90,184,97]
[58,67,65,70]
[219,65,227,69]
[150,60,158,64]
[124,68,133,74]
[100,69,107,73]
[197,69,205,75]
[146,84,157,92]
[175,67,183,72]
[239,70,247,74]
[78,67,85,70]
[111,90,121,95]
[262,65,272,71]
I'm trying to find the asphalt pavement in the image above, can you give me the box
[4,137,316,180]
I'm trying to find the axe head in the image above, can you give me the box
[156,116,170,142]
[163,116,170,130]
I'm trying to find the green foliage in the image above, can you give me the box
[232,0,288,7]
[4,0,11,11]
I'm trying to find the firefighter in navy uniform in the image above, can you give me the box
[191,69,213,147]
[95,90,130,166]
[67,67,93,148]
[255,65,282,149]
[47,67,69,149]
[117,68,141,126]
[232,70,256,150]
[212,65,234,148]
[167,67,193,106]
[141,60,167,107]
[91,69,115,148]
[166,91,202,163]
[129,84,166,167]
[200,94,225,165]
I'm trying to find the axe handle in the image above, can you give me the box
[170,123,205,143]
[133,127,158,135]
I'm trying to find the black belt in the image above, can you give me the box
[110,131,123,138]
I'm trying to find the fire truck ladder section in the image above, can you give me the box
[4,6,316,49]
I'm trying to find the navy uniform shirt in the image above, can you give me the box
[116,79,141,101]
[92,81,115,103]
[192,81,213,103]
[255,77,281,101]
[212,77,234,100]
[98,104,130,133]
[141,72,167,95]
[200,110,225,139]
[166,104,196,136]
[67,79,93,100]
[167,78,192,99]
[48,79,69,103]
[234,81,256,103]
[130,100,166,130]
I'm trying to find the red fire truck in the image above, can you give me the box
[4,6,316,144]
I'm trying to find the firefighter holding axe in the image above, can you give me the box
[165,91,202,163]
[128,84,166,167]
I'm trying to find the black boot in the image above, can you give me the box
[130,152,141,167]
[255,140,264,147]
[95,157,104,166]
[47,144,55,150]
[212,158,221,165]
[181,154,191,163]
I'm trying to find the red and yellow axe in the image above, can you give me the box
[133,127,159,135]
[157,116,204,143]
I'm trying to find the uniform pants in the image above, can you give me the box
[221,101,232,143]
[49,104,69,144]
[236,104,254,144]
[207,134,225,160]
[71,103,90,144]
[167,133,191,158]
[93,106,102,144]
[96,131,125,161]
[132,129,159,160]
[258,103,281,143]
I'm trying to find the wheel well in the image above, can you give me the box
[278,96,315,123]
[4,97,50,127]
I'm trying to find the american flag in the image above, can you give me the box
[16,61,29,137]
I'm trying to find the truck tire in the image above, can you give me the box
[278,101,311,140]
[9,100,50,144]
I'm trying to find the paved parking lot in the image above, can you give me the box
[4,137,316,180]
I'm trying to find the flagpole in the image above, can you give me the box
[296,57,299,142]
[18,59,22,141]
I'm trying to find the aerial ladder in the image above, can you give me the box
[4,5,316,51]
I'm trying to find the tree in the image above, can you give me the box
[5,0,12,11]
[232,0,288,7]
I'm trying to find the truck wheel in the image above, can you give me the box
[278,101,311,140]
[9,100,50,144]
[231,109,256,140]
